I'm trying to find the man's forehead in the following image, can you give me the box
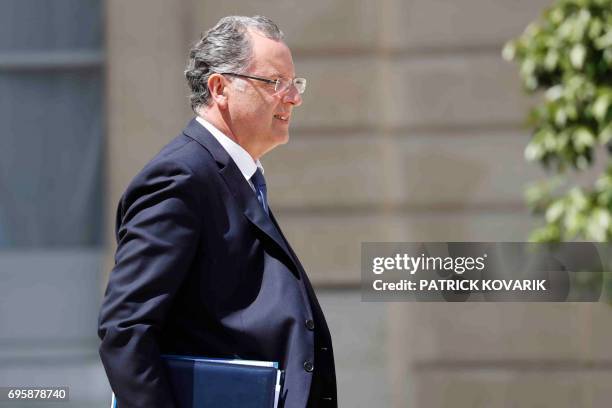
[247,29,295,77]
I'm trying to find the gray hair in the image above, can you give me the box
[185,15,284,111]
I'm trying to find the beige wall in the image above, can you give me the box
[105,1,612,407]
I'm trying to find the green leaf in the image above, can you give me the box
[556,131,570,150]
[593,93,611,122]
[525,141,544,161]
[546,85,563,101]
[544,49,560,70]
[525,76,539,91]
[546,200,565,223]
[570,43,587,69]
[572,127,595,152]
[595,30,612,49]
[568,188,588,209]
[558,18,575,40]
[554,106,568,126]
[595,167,612,191]
[566,104,578,120]
[550,7,565,25]
[525,129,554,161]
[576,155,590,170]
[502,42,516,61]
[588,18,604,41]
[587,208,611,241]
[523,56,537,72]
[529,224,561,243]
[600,122,612,144]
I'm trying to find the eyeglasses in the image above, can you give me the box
[220,72,307,95]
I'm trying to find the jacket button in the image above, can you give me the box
[305,319,315,331]
[303,361,314,372]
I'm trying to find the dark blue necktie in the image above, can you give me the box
[251,168,269,215]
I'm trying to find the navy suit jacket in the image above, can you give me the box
[98,119,337,408]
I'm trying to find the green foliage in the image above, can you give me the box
[504,0,612,242]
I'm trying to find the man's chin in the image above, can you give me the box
[273,132,290,146]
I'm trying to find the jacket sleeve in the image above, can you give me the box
[97,157,201,408]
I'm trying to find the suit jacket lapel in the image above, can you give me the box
[219,163,296,263]
[183,119,299,274]
[270,210,332,340]
[269,209,317,318]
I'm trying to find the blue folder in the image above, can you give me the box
[111,354,283,408]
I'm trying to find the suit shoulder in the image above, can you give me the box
[135,134,216,179]
[120,134,216,205]
[151,134,215,172]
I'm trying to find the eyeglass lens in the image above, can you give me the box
[276,78,306,94]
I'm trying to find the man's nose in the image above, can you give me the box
[283,86,302,106]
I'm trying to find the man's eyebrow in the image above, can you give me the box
[267,70,295,79]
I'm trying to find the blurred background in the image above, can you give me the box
[1,0,611,407]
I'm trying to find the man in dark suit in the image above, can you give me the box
[97,15,337,408]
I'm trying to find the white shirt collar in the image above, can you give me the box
[195,116,264,182]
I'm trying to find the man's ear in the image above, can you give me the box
[208,74,228,109]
